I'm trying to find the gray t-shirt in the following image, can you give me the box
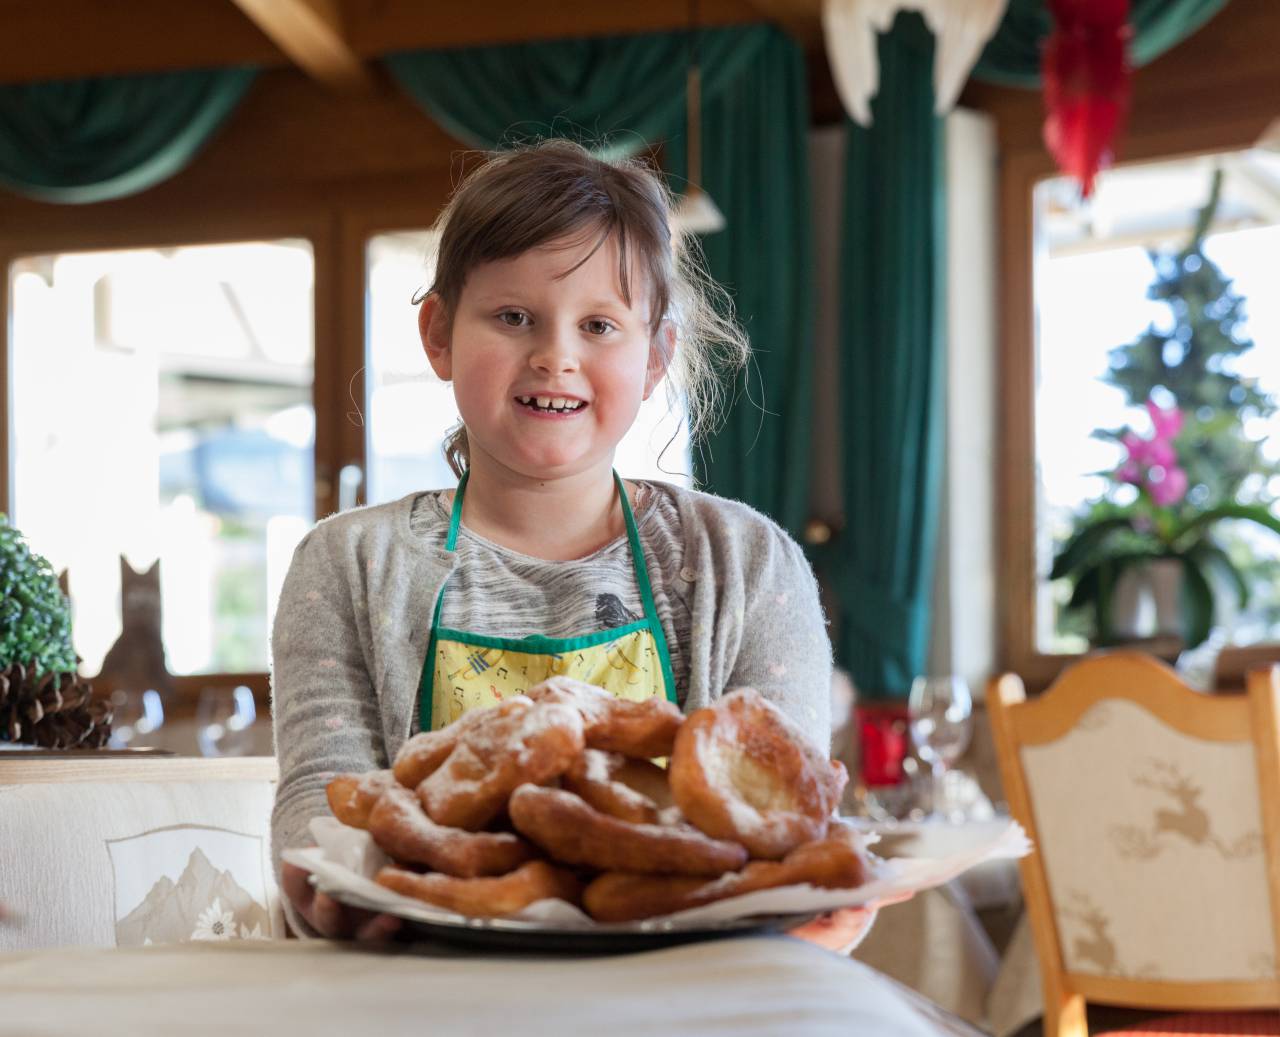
[410,482,690,711]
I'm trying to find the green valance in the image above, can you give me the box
[0,67,256,204]
[384,29,764,155]
[974,0,1230,86]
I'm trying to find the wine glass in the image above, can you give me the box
[108,689,165,749]
[908,675,973,819]
[196,685,258,757]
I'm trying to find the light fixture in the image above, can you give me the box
[673,0,725,235]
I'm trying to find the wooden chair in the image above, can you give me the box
[987,651,1280,1037]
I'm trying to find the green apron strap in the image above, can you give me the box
[419,470,468,732]
[445,468,468,551]
[615,472,679,705]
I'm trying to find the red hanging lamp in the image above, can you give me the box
[1041,0,1133,197]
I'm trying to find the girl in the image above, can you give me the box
[272,140,837,939]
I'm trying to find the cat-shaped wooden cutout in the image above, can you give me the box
[96,557,174,697]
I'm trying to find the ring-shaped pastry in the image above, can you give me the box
[583,833,867,923]
[375,860,582,918]
[326,769,398,829]
[669,688,848,859]
[561,749,673,825]
[417,699,584,830]
[366,785,535,878]
[508,784,747,877]
[526,677,682,759]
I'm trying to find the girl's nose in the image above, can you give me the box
[529,329,581,374]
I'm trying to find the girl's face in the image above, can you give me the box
[421,232,672,482]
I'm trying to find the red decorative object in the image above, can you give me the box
[1042,0,1133,197]
[855,702,910,787]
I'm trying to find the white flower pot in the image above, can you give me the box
[1148,557,1184,636]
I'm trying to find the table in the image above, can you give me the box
[0,937,986,1036]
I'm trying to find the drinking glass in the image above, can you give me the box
[907,675,973,819]
[196,685,258,757]
[108,689,166,749]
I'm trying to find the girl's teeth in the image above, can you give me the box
[517,395,584,411]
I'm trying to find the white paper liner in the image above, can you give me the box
[282,816,1030,933]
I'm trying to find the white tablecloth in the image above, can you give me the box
[0,936,986,1036]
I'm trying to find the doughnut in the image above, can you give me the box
[417,699,584,830]
[326,770,398,829]
[508,784,747,877]
[393,697,532,788]
[366,784,535,878]
[375,860,582,918]
[526,677,682,758]
[583,833,868,923]
[669,687,848,859]
[562,749,673,824]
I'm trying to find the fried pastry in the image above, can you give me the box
[669,688,848,859]
[562,748,673,824]
[508,783,747,876]
[393,698,531,789]
[583,833,867,923]
[375,860,582,918]
[526,677,683,758]
[417,698,584,830]
[366,784,535,878]
[326,769,398,829]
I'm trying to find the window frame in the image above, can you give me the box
[997,120,1280,692]
[0,200,442,719]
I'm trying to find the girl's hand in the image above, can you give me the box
[281,861,402,942]
[788,906,877,951]
[787,892,914,953]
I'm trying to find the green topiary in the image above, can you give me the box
[0,514,77,677]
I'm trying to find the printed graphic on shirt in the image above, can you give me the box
[595,593,641,628]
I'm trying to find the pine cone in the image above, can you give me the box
[0,663,112,749]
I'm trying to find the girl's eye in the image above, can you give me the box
[498,311,529,328]
[584,319,615,336]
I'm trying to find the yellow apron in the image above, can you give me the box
[418,471,678,731]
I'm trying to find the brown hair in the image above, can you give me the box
[423,138,749,477]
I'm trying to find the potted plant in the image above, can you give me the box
[1051,401,1280,648]
[0,515,111,748]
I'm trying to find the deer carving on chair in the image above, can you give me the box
[1135,760,1210,845]
[1063,891,1121,974]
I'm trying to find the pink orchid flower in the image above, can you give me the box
[1146,400,1184,442]
[1122,431,1150,465]
[1146,438,1177,469]
[1148,465,1188,507]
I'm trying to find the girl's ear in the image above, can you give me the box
[643,320,677,401]
[419,294,453,381]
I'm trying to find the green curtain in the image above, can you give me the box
[0,68,256,204]
[663,35,815,535]
[385,27,815,537]
[974,0,1230,86]
[835,14,945,700]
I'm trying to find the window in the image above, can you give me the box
[362,230,691,507]
[1033,149,1280,653]
[8,240,315,675]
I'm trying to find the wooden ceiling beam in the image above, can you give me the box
[0,0,767,86]
[341,0,765,56]
[230,0,372,92]
[0,0,289,86]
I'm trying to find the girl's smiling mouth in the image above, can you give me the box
[514,395,589,415]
